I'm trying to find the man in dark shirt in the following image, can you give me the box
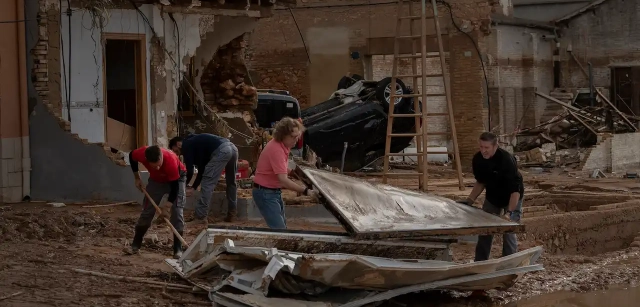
[125,145,187,259]
[458,132,524,263]
[169,134,239,231]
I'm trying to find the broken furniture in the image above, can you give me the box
[165,167,541,306]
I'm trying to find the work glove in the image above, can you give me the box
[456,198,474,206]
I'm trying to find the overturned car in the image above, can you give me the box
[302,75,421,171]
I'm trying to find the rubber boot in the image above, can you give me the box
[173,231,184,259]
[124,224,149,255]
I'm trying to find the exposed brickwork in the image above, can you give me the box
[247,0,495,108]
[559,0,640,89]
[372,54,450,147]
[449,33,486,167]
[31,1,127,167]
[247,0,497,168]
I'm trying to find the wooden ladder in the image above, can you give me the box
[382,0,464,191]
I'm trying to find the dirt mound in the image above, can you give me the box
[0,209,132,242]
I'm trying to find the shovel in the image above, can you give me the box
[142,189,189,248]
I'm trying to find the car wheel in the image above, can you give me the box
[337,76,355,90]
[376,77,408,111]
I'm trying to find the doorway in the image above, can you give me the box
[103,33,148,152]
[611,66,640,117]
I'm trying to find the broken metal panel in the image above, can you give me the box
[297,167,525,239]
[339,264,544,307]
[202,239,542,292]
[178,227,454,278]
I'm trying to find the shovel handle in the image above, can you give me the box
[142,189,189,248]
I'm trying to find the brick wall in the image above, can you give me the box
[247,0,496,168]
[247,0,495,108]
[559,0,640,89]
[372,54,450,147]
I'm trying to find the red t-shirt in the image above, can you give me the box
[254,140,290,188]
[131,147,186,183]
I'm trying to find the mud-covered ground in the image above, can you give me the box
[2,172,640,306]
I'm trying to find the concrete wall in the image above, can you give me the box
[0,0,30,203]
[559,0,640,89]
[486,24,555,132]
[581,133,640,173]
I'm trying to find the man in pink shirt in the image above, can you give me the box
[253,117,319,229]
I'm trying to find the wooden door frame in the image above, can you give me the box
[102,32,148,149]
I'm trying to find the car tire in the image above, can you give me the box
[376,77,409,111]
[337,76,355,90]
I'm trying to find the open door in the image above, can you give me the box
[103,33,148,152]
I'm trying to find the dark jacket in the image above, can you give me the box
[182,133,228,189]
[472,148,524,208]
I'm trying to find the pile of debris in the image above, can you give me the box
[201,36,257,106]
[165,167,543,306]
[515,144,583,169]
[515,89,638,152]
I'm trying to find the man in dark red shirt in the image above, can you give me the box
[124,145,187,259]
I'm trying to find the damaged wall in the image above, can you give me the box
[58,4,155,144]
[27,0,266,201]
[486,25,554,133]
[559,0,640,89]
[580,133,640,173]
[48,2,259,149]
[248,0,498,168]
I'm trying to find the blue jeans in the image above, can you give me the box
[474,197,524,262]
[252,188,287,229]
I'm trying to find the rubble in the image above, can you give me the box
[513,90,638,157]
[201,36,257,107]
[164,167,542,306]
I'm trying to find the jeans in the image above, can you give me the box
[252,188,286,229]
[194,142,239,219]
[474,197,524,262]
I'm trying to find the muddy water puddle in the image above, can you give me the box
[512,285,640,306]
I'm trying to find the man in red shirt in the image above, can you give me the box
[124,145,187,259]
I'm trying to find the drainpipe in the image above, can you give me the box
[17,0,31,200]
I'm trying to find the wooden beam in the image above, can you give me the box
[568,110,598,136]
